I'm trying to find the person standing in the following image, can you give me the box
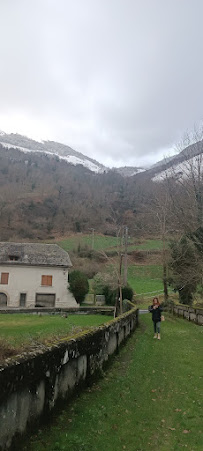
[148,297,163,340]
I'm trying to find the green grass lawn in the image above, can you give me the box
[0,314,111,348]
[21,314,203,451]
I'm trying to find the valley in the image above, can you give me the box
[0,132,202,308]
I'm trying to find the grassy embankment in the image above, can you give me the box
[22,314,203,451]
[0,314,110,361]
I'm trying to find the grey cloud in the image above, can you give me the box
[0,0,203,167]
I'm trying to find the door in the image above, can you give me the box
[35,293,56,307]
[20,293,26,307]
[0,293,7,307]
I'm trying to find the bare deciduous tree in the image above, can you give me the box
[165,123,203,232]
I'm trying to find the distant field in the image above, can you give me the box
[136,239,164,250]
[127,239,164,252]
[58,235,122,252]
[0,314,111,348]
[128,264,163,295]
[58,235,163,253]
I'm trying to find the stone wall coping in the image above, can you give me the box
[0,307,115,315]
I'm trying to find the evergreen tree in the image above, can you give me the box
[69,270,89,304]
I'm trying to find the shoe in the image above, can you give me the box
[157,334,161,340]
[153,334,157,339]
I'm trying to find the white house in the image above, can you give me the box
[0,242,78,309]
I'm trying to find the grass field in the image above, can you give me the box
[127,264,163,295]
[58,235,124,252]
[57,235,163,253]
[21,314,203,451]
[129,239,164,252]
[0,314,111,349]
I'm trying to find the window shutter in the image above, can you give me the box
[1,273,9,284]
[41,275,52,286]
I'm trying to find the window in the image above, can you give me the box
[9,255,19,261]
[1,273,9,284]
[41,275,53,286]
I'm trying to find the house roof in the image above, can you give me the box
[0,243,72,267]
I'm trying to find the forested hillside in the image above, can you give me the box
[0,142,202,242]
[0,145,151,240]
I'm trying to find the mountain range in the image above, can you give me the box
[0,130,202,179]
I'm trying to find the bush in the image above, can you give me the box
[161,298,174,310]
[69,270,89,304]
[122,285,134,301]
[103,285,117,306]
[101,285,134,306]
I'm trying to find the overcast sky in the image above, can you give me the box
[0,0,203,168]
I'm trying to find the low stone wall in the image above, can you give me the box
[0,306,115,316]
[0,308,138,450]
[172,304,203,325]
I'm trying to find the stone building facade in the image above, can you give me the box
[0,242,77,308]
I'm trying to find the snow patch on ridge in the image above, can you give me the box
[152,154,202,182]
[0,142,105,173]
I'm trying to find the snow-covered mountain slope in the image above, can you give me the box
[0,131,148,176]
[113,166,146,177]
[151,155,175,170]
[148,139,202,182]
[0,132,106,174]
[152,153,203,182]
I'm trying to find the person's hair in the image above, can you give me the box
[153,297,160,305]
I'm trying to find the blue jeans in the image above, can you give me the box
[153,321,161,333]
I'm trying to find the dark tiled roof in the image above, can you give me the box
[0,243,72,267]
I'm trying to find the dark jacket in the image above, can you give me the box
[148,305,163,322]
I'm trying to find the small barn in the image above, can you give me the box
[0,242,78,309]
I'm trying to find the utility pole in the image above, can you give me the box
[115,227,123,316]
[123,226,128,286]
[118,252,123,315]
[89,228,95,250]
